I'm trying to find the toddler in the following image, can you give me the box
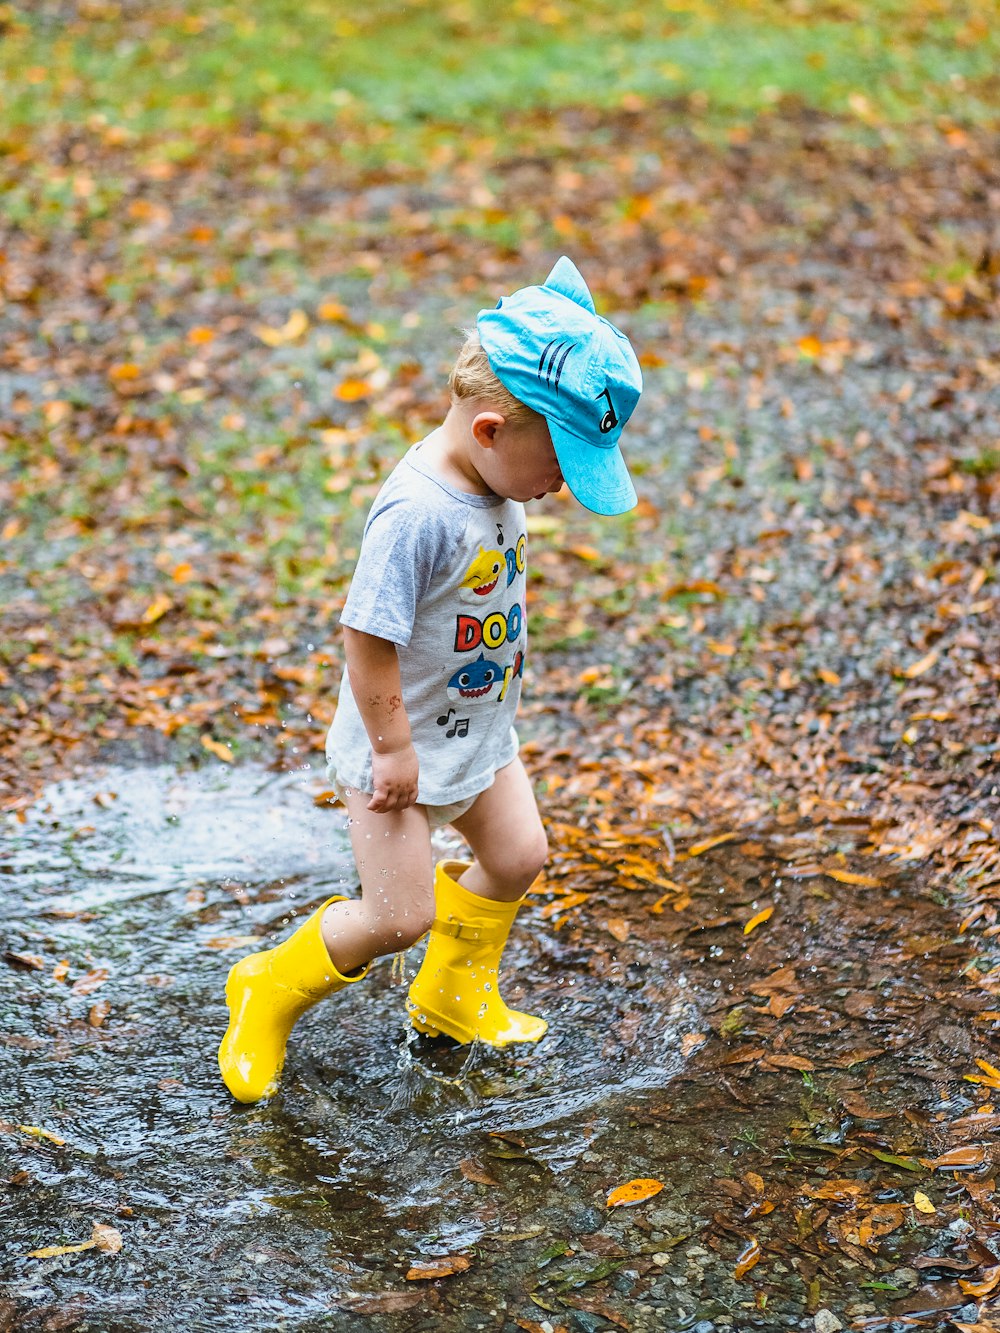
[219,256,643,1102]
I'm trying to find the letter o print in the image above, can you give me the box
[482,612,507,650]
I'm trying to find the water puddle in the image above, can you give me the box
[1,764,993,1331]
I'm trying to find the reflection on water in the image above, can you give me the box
[1,763,695,1331]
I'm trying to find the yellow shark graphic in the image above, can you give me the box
[459,545,504,598]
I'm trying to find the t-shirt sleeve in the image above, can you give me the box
[339,493,456,646]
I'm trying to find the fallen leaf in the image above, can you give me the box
[898,648,940,679]
[913,1191,936,1213]
[335,377,373,401]
[681,1032,707,1057]
[459,1157,499,1186]
[4,952,45,971]
[201,735,234,763]
[605,918,631,943]
[606,1178,663,1208]
[88,1000,111,1028]
[338,1291,427,1314]
[253,308,309,346]
[204,936,261,950]
[139,594,172,626]
[762,1052,814,1071]
[959,1263,1000,1297]
[929,1145,985,1170]
[71,968,109,997]
[405,1255,471,1280]
[744,906,774,935]
[686,832,738,857]
[824,868,884,888]
[28,1239,96,1258]
[18,1125,66,1146]
[734,1237,761,1279]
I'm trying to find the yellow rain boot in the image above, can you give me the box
[218,896,368,1103]
[407,860,547,1047]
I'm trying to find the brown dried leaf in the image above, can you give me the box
[91,1223,123,1253]
[71,968,109,997]
[459,1157,499,1186]
[930,1145,985,1169]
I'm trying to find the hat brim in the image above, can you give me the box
[549,420,637,516]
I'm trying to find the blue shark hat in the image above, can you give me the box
[477,256,643,516]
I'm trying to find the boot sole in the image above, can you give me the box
[408,1004,546,1048]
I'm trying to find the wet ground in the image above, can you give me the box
[3,762,999,1332]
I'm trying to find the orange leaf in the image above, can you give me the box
[605,918,631,943]
[824,868,883,888]
[108,362,141,381]
[140,594,173,625]
[734,1237,761,1279]
[898,648,940,679]
[405,1255,471,1280]
[744,906,774,935]
[686,832,738,857]
[606,1178,664,1208]
[187,326,215,345]
[335,377,372,402]
[960,1263,1000,1297]
[317,299,350,322]
[976,1058,1000,1082]
[201,736,234,763]
[253,308,309,346]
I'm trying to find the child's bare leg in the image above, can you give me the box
[450,758,548,902]
[320,789,435,974]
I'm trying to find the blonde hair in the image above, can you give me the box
[448,330,542,426]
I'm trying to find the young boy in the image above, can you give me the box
[219,256,643,1103]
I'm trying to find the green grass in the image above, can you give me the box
[3,0,998,143]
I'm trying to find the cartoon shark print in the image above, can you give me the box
[447,653,504,703]
[458,545,505,604]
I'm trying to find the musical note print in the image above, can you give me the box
[436,708,470,739]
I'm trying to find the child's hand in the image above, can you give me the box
[369,743,419,813]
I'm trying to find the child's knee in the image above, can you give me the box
[366,899,434,954]
[497,825,548,892]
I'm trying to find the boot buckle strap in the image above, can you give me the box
[432,917,490,942]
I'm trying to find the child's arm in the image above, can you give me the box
[342,626,419,813]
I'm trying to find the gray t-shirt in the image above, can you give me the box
[325,441,527,805]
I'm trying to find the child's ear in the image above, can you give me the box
[471,411,505,449]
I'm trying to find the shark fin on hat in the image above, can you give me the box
[543,256,596,315]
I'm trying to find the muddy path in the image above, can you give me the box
[3,763,1000,1332]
